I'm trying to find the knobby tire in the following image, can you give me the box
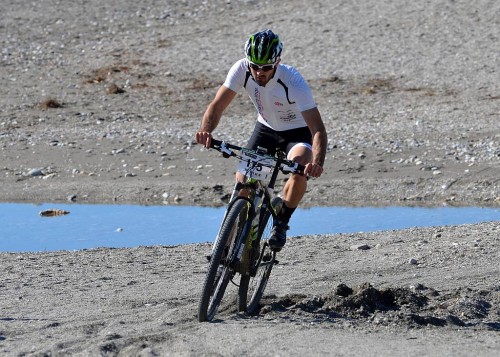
[198,199,249,322]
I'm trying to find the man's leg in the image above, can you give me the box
[269,145,312,250]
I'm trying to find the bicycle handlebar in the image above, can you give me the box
[209,139,305,176]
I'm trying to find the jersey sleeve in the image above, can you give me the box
[222,59,248,92]
[288,69,317,112]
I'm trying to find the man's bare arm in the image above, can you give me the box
[303,107,327,168]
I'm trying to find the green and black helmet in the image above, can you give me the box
[244,29,283,65]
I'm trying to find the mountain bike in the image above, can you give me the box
[197,139,305,322]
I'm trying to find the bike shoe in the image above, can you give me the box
[268,220,289,251]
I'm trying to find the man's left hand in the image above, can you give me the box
[304,163,323,178]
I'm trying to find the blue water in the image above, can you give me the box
[0,203,499,253]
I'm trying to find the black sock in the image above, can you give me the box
[278,202,296,223]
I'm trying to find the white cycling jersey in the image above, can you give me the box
[223,59,317,132]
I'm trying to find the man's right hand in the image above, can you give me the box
[196,131,212,148]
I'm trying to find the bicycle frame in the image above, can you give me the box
[211,142,292,276]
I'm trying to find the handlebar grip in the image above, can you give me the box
[210,139,241,151]
[209,139,234,158]
[281,162,306,176]
[296,163,306,175]
[209,139,222,149]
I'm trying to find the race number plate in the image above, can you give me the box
[236,152,273,180]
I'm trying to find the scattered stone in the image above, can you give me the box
[27,168,45,177]
[38,98,63,109]
[409,258,418,265]
[112,148,125,154]
[334,283,353,297]
[220,193,231,203]
[351,244,371,251]
[106,83,125,94]
[212,185,224,193]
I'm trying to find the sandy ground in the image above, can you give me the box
[0,0,499,355]
[1,223,499,356]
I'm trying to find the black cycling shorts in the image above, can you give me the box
[246,121,312,156]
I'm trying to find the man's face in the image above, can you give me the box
[249,59,280,86]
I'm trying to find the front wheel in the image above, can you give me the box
[198,199,249,322]
[238,197,282,314]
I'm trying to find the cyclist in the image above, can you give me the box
[196,29,327,251]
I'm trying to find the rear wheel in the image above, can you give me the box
[198,199,249,322]
[238,197,282,314]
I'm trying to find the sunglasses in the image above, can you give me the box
[248,61,277,72]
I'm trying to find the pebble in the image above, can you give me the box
[112,148,126,154]
[27,168,44,177]
[350,244,371,251]
[409,258,418,265]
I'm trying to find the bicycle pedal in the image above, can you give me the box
[274,259,279,265]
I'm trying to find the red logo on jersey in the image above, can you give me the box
[274,101,283,106]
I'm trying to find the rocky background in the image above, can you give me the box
[0,0,498,356]
[0,0,498,207]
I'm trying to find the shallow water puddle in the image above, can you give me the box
[0,203,499,252]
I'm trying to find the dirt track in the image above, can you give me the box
[1,222,499,356]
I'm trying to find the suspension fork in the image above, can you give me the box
[236,184,268,274]
[257,156,282,225]
[211,181,256,251]
[247,196,278,277]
